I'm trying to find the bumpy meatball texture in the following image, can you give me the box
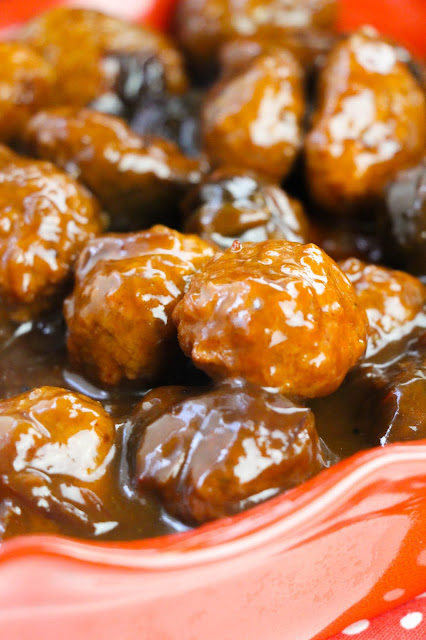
[18,7,187,106]
[23,107,204,230]
[202,52,305,179]
[339,258,426,354]
[305,29,426,214]
[0,387,116,535]
[0,42,55,143]
[133,382,325,524]
[183,169,310,249]
[0,146,103,321]
[173,240,368,397]
[64,225,215,386]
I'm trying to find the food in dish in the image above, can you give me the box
[0,4,424,542]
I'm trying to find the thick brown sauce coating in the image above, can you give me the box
[0,308,424,539]
[0,315,190,540]
[339,258,426,355]
[133,381,325,524]
[201,52,305,179]
[0,146,103,322]
[351,329,426,446]
[305,28,426,214]
[0,387,116,534]
[174,0,337,70]
[23,107,205,231]
[0,42,55,144]
[173,240,368,397]
[18,7,187,105]
[0,8,424,544]
[383,160,426,275]
[182,169,311,249]
[218,31,337,76]
[65,226,215,386]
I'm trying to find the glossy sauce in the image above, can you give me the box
[0,309,363,538]
[0,6,424,544]
[1,302,424,539]
[0,315,190,540]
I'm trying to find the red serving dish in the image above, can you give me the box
[1,443,426,639]
[0,2,425,639]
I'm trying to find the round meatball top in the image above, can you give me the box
[133,381,325,524]
[0,386,116,533]
[65,225,216,386]
[201,51,305,180]
[305,28,426,214]
[173,240,368,397]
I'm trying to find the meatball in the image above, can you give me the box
[0,387,116,534]
[339,258,426,355]
[0,146,103,322]
[383,160,426,276]
[201,52,305,180]
[183,169,310,249]
[305,29,426,214]
[174,0,337,70]
[0,42,55,143]
[173,240,368,397]
[132,381,325,524]
[64,225,215,387]
[18,7,187,106]
[23,108,205,231]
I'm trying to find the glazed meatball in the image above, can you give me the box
[383,160,426,276]
[64,225,215,387]
[0,387,116,534]
[201,52,305,180]
[0,146,103,322]
[339,258,426,355]
[175,0,337,70]
[305,29,426,214]
[0,42,55,143]
[17,7,187,106]
[23,108,204,231]
[132,381,325,524]
[183,169,310,249]
[173,240,368,397]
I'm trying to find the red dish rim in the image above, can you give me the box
[2,440,426,568]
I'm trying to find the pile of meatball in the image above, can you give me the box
[0,1,424,540]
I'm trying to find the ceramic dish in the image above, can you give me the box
[0,2,425,639]
[1,442,426,639]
